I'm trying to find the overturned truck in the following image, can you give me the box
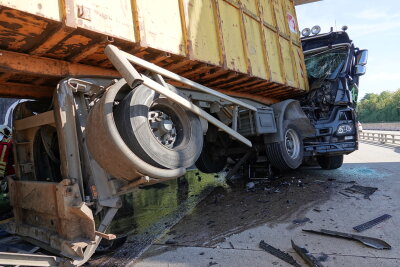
[0,0,367,265]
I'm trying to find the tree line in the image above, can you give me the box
[356,89,400,123]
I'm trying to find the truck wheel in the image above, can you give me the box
[317,155,344,170]
[195,143,227,173]
[114,84,203,169]
[266,123,303,171]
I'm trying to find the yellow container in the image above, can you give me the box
[0,0,308,101]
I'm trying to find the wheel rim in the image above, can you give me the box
[148,108,178,149]
[284,128,300,159]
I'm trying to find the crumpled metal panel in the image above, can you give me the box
[7,178,95,259]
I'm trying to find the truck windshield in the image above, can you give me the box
[305,48,348,80]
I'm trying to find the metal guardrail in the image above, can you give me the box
[359,131,400,145]
[362,122,400,131]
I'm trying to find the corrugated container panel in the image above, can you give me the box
[0,0,308,101]
[0,0,61,21]
[136,0,184,55]
[182,0,222,65]
[73,0,136,42]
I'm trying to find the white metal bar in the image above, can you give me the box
[142,76,252,147]
[105,45,143,88]
[105,45,252,147]
[232,106,238,131]
[110,46,257,112]
[0,252,58,267]
[153,73,168,88]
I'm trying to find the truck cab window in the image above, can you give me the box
[305,48,348,80]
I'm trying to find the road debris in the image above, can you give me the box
[344,185,378,199]
[338,192,359,199]
[246,182,256,190]
[353,214,392,232]
[317,253,328,262]
[291,240,324,267]
[259,240,301,267]
[303,229,391,250]
[293,217,310,224]
[225,150,254,180]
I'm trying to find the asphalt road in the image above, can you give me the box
[133,141,400,267]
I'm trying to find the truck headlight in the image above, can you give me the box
[302,28,311,37]
[311,25,321,35]
[336,124,354,136]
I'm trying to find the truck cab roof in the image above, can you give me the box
[301,31,352,53]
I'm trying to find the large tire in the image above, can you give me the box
[195,143,227,173]
[266,123,303,171]
[114,84,203,169]
[317,155,344,170]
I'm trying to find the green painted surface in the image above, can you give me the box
[109,170,225,236]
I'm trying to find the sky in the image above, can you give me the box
[296,0,400,100]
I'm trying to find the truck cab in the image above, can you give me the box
[299,27,368,168]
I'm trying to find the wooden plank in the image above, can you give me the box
[0,73,13,82]
[197,69,233,83]
[177,64,210,77]
[30,26,75,56]
[0,82,53,99]
[245,83,280,93]
[0,50,120,78]
[70,42,104,63]
[218,77,259,89]
[32,77,48,85]
[203,73,243,87]
[217,89,278,105]
[230,80,265,91]
[14,111,55,131]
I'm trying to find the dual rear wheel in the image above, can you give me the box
[114,84,204,170]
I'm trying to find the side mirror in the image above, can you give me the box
[356,49,368,66]
[355,64,366,76]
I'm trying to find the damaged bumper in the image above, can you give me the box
[304,141,357,156]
